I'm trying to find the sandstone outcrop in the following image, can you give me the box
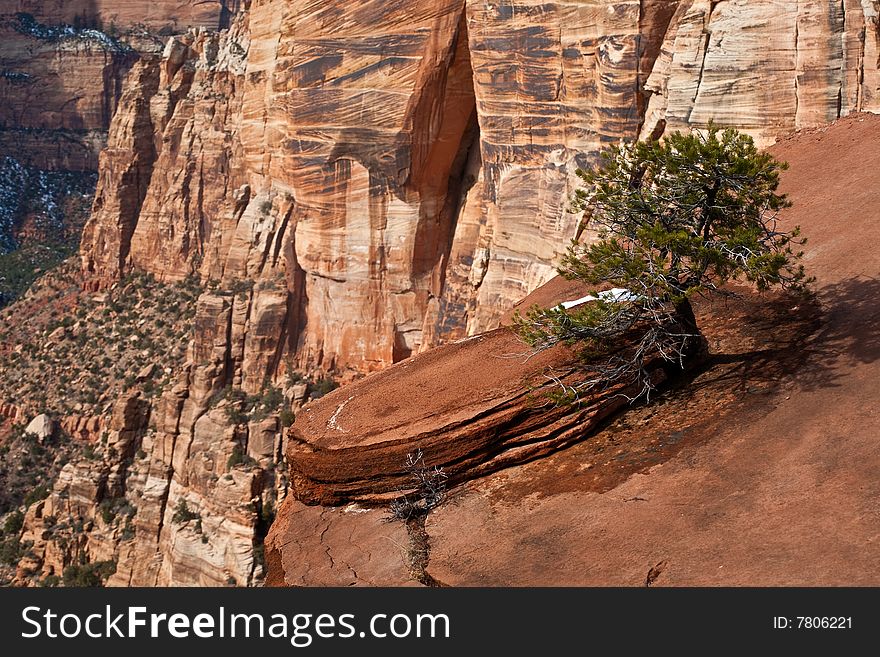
[0,14,138,170]
[10,1,241,32]
[265,270,819,585]
[81,0,880,383]
[285,293,681,506]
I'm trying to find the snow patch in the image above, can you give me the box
[13,12,134,53]
[343,503,371,515]
[558,288,641,310]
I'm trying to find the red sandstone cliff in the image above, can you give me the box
[6,0,880,587]
[81,0,880,378]
[0,4,243,172]
[0,14,138,171]
[10,1,241,32]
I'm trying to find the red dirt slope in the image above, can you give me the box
[425,113,880,585]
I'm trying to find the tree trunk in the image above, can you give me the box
[674,297,708,360]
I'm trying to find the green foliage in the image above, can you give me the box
[219,386,251,424]
[230,278,255,299]
[23,483,51,506]
[61,560,116,587]
[565,125,808,297]
[261,386,284,412]
[279,408,295,428]
[215,383,295,425]
[0,536,31,565]
[224,405,250,426]
[98,499,116,525]
[3,510,24,535]
[171,499,200,525]
[227,445,257,470]
[514,125,811,401]
[308,376,339,401]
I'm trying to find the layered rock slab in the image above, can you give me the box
[285,289,682,506]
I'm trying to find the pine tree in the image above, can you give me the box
[514,125,811,402]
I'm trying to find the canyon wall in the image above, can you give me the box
[0,14,139,171]
[0,3,243,172]
[10,1,241,32]
[12,0,880,586]
[82,0,880,379]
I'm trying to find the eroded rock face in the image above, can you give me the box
[18,392,150,584]
[0,14,138,170]
[284,309,679,506]
[10,1,241,32]
[639,0,880,145]
[0,3,244,171]
[81,0,880,381]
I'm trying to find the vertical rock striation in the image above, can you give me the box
[82,0,880,378]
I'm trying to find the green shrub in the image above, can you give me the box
[171,499,200,524]
[23,484,51,506]
[308,376,339,400]
[261,386,284,411]
[0,536,31,565]
[61,560,116,587]
[2,510,24,535]
[120,518,135,541]
[227,446,257,470]
[98,499,115,525]
[514,124,810,402]
[39,574,61,587]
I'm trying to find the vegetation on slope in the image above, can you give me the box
[0,267,200,419]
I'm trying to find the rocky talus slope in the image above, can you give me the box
[267,112,880,586]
